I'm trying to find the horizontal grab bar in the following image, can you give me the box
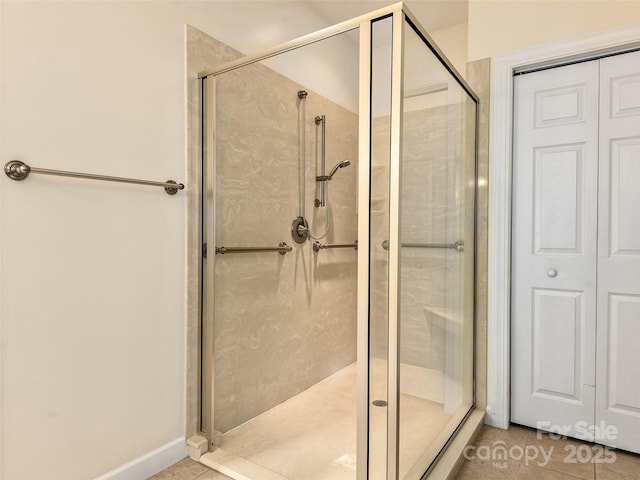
[4,160,184,195]
[215,242,292,255]
[381,239,464,252]
[313,240,358,252]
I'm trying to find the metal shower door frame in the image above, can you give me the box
[199,3,478,479]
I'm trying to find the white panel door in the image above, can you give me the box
[511,61,599,439]
[596,50,640,454]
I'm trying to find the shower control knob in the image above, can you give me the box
[547,269,558,278]
[291,216,309,244]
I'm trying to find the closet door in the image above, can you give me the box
[511,61,599,439]
[595,50,640,454]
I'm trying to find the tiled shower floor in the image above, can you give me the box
[198,361,454,480]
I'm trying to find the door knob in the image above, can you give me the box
[547,269,558,278]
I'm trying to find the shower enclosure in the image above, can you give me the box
[199,3,478,479]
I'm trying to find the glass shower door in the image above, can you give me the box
[396,17,476,479]
[371,11,478,480]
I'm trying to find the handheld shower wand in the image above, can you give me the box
[316,160,351,182]
[327,159,351,179]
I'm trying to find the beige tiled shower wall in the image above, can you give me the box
[212,52,358,433]
[186,25,244,440]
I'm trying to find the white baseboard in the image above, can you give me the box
[484,407,509,429]
[94,437,188,480]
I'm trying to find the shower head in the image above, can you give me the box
[327,160,351,179]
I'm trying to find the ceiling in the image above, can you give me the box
[204,1,468,60]
[306,0,468,32]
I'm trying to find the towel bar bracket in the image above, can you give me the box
[4,160,30,181]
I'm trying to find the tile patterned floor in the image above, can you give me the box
[454,424,640,480]
[147,458,231,480]
[150,424,640,480]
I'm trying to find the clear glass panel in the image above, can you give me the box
[397,19,476,479]
[206,29,360,480]
[369,15,394,480]
[201,9,478,480]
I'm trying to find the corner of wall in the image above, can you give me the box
[93,438,187,480]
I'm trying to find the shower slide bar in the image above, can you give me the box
[4,160,184,195]
[215,242,293,255]
[313,240,358,252]
[381,239,464,252]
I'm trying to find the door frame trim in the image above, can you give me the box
[486,23,640,429]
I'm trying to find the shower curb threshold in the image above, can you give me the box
[429,408,485,480]
[200,448,290,480]
[199,409,485,480]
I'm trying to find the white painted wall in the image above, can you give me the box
[468,0,640,61]
[431,22,468,74]
[1,3,188,479]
